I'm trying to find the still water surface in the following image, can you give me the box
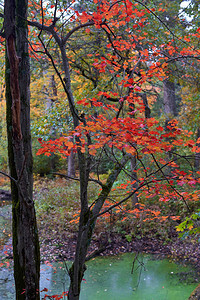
[0,204,199,299]
[0,253,199,300]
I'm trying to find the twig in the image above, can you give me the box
[151,153,191,212]
[0,171,18,185]
[52,172,103,187]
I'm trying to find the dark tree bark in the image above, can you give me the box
[130,155,139,206]
[27,14,131,300]
[194,127,200,171]
[67,154,129,300]
[163,78,177,119]
[45,74,57,172]
[163,77,177,175]
[141,93,151,119]
[68,150,76,178]
[129,93,151,207]
[4,0,40,299]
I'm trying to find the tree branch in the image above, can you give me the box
[62,20,95,44]
[0,171,18,184]
[52,172,104,187]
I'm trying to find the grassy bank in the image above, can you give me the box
[32,177,199,269]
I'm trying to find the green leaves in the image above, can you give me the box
[176,210,200,238]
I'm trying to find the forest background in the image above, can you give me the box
[0,0,200,299]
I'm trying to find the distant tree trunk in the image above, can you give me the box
[68,154,129,300]
[68,149,76,178]
[141,93,151,119]
[130,155,138,206]
[194,127,200,171]
[163,77,177,175]
[128,101,139,207]
[4,0,40,299]
[163,78,177,118]
[130,93,151,207]
[27,17,131,300]
[46,74,57,172]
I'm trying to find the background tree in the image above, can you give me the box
[3,0,40,299]
[30,1,200,300]
[0,0,199,299]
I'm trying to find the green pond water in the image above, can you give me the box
[0,204,199,300]
[0,203,12,244]
[1,253,199,300]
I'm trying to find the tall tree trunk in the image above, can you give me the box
[163,77,177,175]
[45,74,57,172]
[163,78,177,118]
[128,101,139,208]
[129,93,151,207]
[4,1,40,299]
[27,20,130,300]
[130,155,139,206]
[194,127,200,171]
[68,149,76,177]
[68,155,129,300]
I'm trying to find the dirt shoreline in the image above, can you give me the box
[1,190,199,273]
[2,225,199,272]
[39,231,200,273]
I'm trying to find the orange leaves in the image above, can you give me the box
[156,126,164,132]
[37,103,192,160]
[184,140,195,148]
[43,291,68,300]
[98,198,178,224]
[29,0,200,238]
[0,176,9,186]
[37,137,74,158]
[140,48,149,58]
[191,193,199,202]
[69,212,80,224]
[77,98,91,106]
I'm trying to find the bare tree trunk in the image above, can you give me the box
[163,78,177,118]
[130,155,139,206]
[26,18,130,300]
[129,93,151,207]
[46,74,57,172]
[68,155,129,300]
[4,1,40,299]
[194,127,200,171]
[68,150,76,177]
[163,77,177,175]
[128,101,139,207]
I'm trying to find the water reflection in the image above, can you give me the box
[79,254,199,300]
[1,253,198,300]
[0,205,199,300]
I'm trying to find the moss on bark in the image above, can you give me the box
[5,0,40,299]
